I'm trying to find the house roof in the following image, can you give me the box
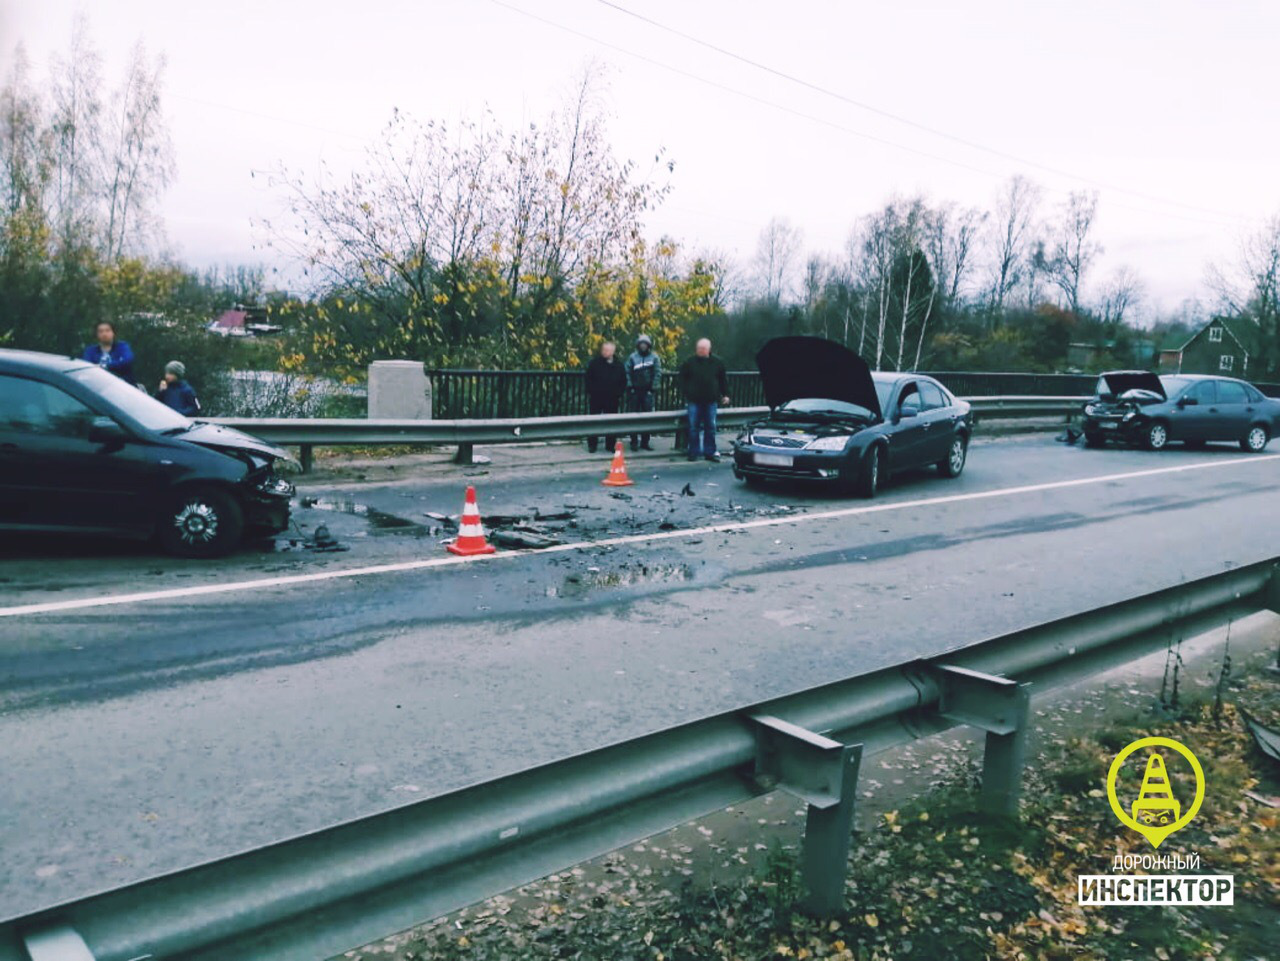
[210,309,248,329]
[1175,316,1252,354]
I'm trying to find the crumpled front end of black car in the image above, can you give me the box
[243,468,294,534]
[1081,389,1163,443]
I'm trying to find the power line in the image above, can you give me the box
[490,1,1241,229]
[594,0,1251,224]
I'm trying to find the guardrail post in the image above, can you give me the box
[299,443,313,473]
[23,924,96,960]
[749,713,863,917]
[1266,564,1280,673]
[935,665,1032,816]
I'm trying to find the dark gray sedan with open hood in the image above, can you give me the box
[1081,370,1280,452]
[731,336,973,497]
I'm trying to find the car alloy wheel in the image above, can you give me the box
[1146,423,1168,451]
[949,437,966,474]
[157,486,244,557]
[1244,426,1268,452]
[173,500,220,545]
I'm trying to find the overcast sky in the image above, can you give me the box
[5,0,1278,316]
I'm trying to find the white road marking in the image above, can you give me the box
[2,453,1277,618]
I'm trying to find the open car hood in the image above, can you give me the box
[755,336,881,418]
[1099,371,1165,400]
[179,422,289,462]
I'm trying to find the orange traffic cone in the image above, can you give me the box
[602,441,635,487]
[447,485,497,555]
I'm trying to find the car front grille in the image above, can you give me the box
[749,435,808,449]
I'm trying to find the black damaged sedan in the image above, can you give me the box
[0,348,295,556]
[732,336,973,497]
[1081,370,1280,452]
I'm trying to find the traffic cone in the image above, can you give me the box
[446,485,496,555]
[1131,753,1180,825]
[602,441,635,487]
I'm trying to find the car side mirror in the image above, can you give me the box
[1177,396,1196,407]
[89,416,128,446]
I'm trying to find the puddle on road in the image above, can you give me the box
[549,562,692,598]
[303,498,421,531]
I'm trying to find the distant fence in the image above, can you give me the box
[426,369,1102,419]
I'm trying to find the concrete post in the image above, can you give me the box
[367,361,431,420]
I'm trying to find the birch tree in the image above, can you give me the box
[1047,190,1100,315]
[103,41,173,260]
[987,175,1040,314]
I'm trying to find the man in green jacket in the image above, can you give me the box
[678,338,730,462]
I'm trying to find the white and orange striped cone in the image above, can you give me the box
[602,441,635,487]
[446,485,496,555]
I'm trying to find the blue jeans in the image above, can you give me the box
[686,402,718,457]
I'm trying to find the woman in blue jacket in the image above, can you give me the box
[81,321,136,383]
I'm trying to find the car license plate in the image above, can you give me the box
[1100,421,1117,429]
[754,452,794,467]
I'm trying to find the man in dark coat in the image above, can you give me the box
[584,341,627,453]
[678,338,730,461]
[625,333,662,451]
[81,320,136,383]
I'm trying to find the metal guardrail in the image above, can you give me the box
[5,559,1277,961]
[209,396,1087,470]
[425,368,1103,418]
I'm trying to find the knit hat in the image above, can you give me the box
[165,360,186,379]
[636,333,653,346]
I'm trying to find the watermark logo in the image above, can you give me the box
[1105,736,1205,849]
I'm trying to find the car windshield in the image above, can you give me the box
[777,397,876,421]
[1160,376,1191,397]
[69,365,192,433]
[874,381,894,412]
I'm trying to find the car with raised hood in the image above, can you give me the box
[0,348,295,557]
[731,336,973,497]
[1081,369,1280,452]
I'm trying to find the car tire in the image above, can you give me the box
[742,474,768,490]
[156,486,244,558]
[1144,422,1170,451]
[1083,432,1106,448]
[1241,425,1269,453]
[937,434,967,478]
[855,445,881,498]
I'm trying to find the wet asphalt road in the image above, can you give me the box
[2,434,1279,916]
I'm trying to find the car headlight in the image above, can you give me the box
[804,435,851,451]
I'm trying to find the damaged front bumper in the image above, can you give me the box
[1082,409,1146,442]
[242,473,295,534]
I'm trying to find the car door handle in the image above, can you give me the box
[1208,407,1219,413]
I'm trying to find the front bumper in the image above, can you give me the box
[1082,412,1144,441]
[242,475,295,534]
[731,445,850,482]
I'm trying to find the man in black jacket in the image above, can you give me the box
[584,341,627,453]
[678,338,730,461]
[625,333,662,451]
